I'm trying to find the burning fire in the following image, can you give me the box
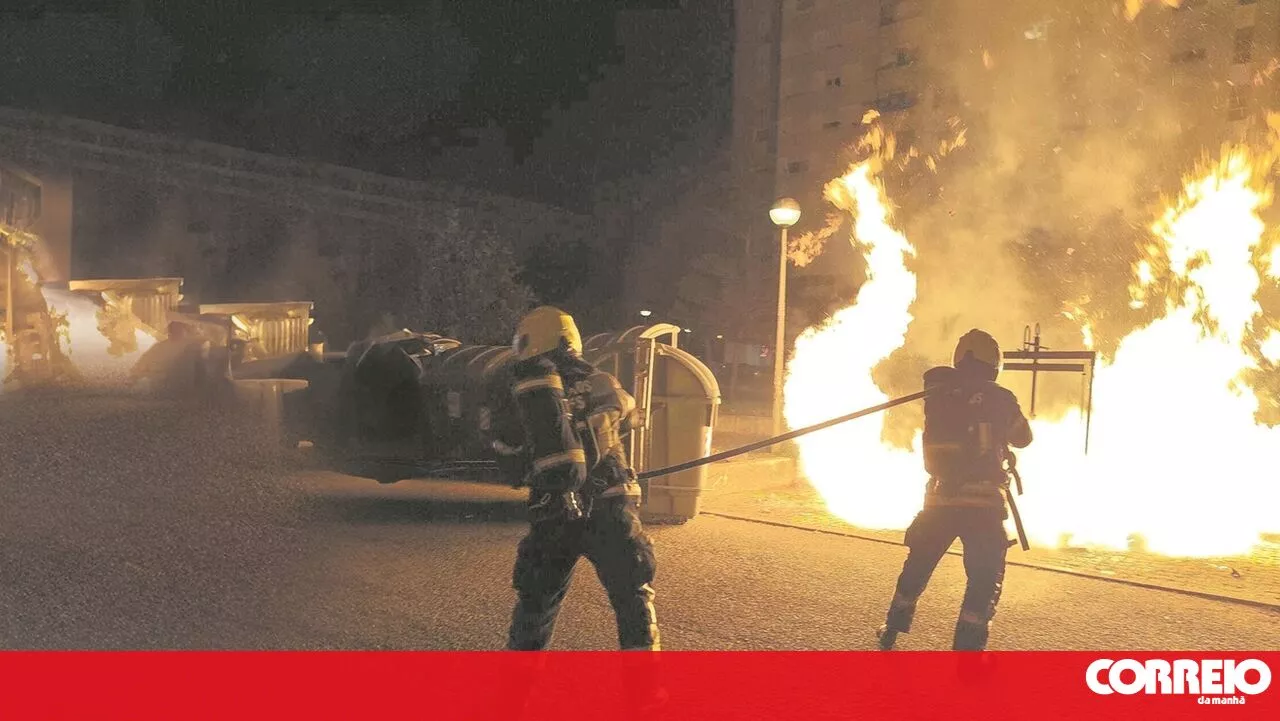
[784,137,1280,558]
[1123,0,1182,22]
[1,230,157,391]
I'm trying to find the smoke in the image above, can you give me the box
[861,0,1232,418]
[781,0,1255,436]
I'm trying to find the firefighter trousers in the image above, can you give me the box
[884,506,1008,650]
[507,495,660,651]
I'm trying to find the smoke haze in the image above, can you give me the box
[792,0,1271,432]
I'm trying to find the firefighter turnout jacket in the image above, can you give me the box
[511,351,640,499]
[920,364,1032,514]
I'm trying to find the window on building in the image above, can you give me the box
[1170,48,1207,63]
[1235,27,1255,64]
[786,160,810,174]
[825,76,842,88]
[876,91,918,113]
[823,120,843,130]
[1239,0,1258,6]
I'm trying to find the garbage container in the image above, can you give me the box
[581,324,721,523]
[292,322,721,520]
[637,343,720,521]
[67,277,183,333]
[197,302,315,361]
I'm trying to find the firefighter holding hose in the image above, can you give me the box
[877,329,1033,652]
[503,306,661,651]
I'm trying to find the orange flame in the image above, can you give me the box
[788,116,966,268]
[1123,0,1182,21]
[1,232,157,391]
[785,134,1280,557]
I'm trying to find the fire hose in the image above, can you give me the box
[636,389,931,480]
[634,387,1032,552]
[358,385,1034,549]
[478,391,931,482]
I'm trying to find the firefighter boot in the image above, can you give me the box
[619,650,669,718]
[616,584,661,651]
[877,593,916,649]
[952,617,990,651]
[876,625,899,651]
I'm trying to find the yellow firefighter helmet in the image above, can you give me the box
[513,306,583,360]
[953,328,1002,372]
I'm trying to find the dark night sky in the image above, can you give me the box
[3,0,701,188]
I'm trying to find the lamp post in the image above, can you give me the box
[768,197,801,444]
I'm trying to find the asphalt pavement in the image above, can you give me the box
[3,394,1278,650]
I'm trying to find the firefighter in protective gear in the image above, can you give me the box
[877,329,1032,651]
[505,306,661,651]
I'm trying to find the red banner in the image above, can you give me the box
[1,652,1276,720]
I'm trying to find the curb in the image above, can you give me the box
[700,511,1280,614]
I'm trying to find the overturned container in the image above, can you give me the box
[278,323,721,522]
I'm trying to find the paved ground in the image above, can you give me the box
[3,394,1279,650]
[701,472,1280,610]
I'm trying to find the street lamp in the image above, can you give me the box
[640,309,652,318]
[769,197,801,443]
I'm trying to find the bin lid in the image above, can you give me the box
[584,323,682,353]
[582,324,719,404]
[655,343,721,403]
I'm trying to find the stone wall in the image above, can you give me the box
[0,107,598,345]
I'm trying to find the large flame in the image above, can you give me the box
[1,233,157,391]
[784,162,924,530]
[41,287,158,385]
[785,141,1280,558]
[1123,0,1182,21]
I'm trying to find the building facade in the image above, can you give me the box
[733,0,1280,243]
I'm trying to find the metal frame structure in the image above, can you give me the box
[1002,324,1098,453]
